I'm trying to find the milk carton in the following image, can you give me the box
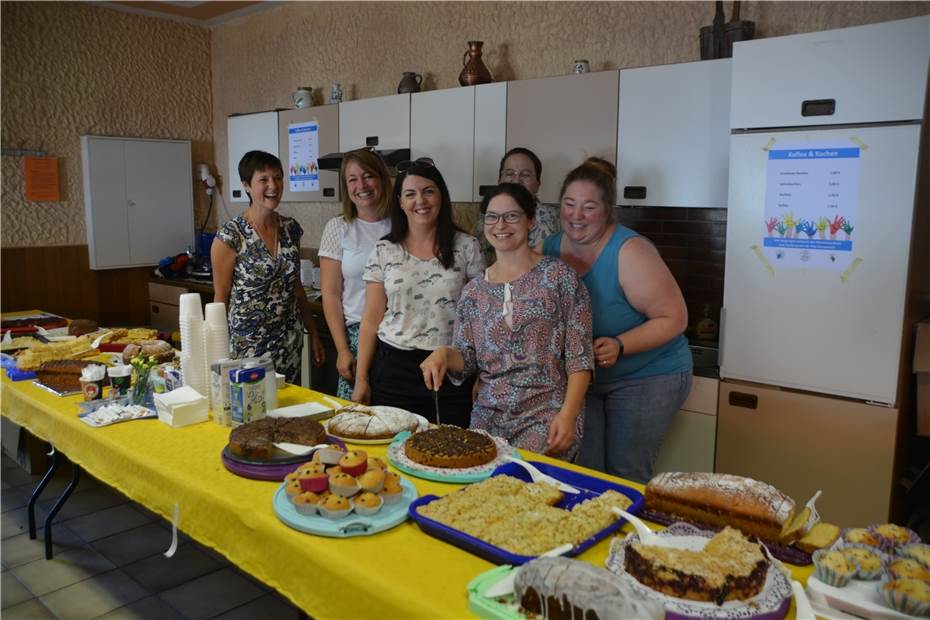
[229,367,266,427]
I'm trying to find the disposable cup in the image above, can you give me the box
[178,293,204,320]
[204,302,227,325]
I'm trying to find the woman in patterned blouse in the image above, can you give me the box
[212,151,324,383]
[352,160,484,426]
[421,183,593,458]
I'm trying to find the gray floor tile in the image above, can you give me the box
[11,544,116,596]
[1,571,33,609]
[1,525,84,568]
[1,598,55,619]
[91,522,173,567]
[212,592,301,620]
[40,569,149,619]
[64,504,152,543]
[158,567,265,620]
[1,505,47,540]
[38,487,127,521]
[1,486,31,513]
[197,544,232,566]
[231,565,272,592]
[122,543,222,593]
[96,595,186,620]
[1,467,41,489]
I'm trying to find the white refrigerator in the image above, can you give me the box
[717,16,930,525]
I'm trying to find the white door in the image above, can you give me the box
[473,82,507,201]
[82,137,130,269]
[411,87,475,202]
[227,112,279,204]
[339,94,410,152]
[721,124,921,404]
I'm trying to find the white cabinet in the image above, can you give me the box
[506,71,619,204]
[654,376,718,474]
[411,83,507,202]
[617,59,731,208]
[279,104,340,203]
[81,136,194,270]
[227,111,279,204]
[339,94,410,152]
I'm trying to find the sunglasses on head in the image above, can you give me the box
[395,157,435,174]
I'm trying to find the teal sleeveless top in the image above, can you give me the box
[543,226,692,383]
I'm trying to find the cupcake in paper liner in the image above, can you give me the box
[284,479,303,503]
[871,523,921,553]
[840,544,886,580]
[379,483,404,506]
[353,491,383,516]
[317,494,353,520]
[841,527,884,551]
[886,557,930,582]
[879,578,930,616]
[293,491,322,516]
[900,544,930,570]
[813,549,857,587]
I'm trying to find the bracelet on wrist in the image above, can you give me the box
[615,336,625,358]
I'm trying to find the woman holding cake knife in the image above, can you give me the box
[420,183,594,459]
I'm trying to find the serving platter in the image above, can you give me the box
[604,522,793,620]
[387,430,519,483]
[806,571,926,620]
[221,435,347,481]
[323,406,429,445]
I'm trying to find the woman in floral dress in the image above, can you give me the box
[212,151,324,383]
[421,183,593,458]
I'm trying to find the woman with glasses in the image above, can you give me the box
[421,183,593,458]
[318,149,392,400]
[352,159,484,427]
[543,158,692,482]
[474,147,560,265]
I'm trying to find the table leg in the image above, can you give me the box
[27,444,60,539]
[44,462,81,560]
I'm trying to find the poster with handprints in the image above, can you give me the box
[763,140,860,271]
[287,121,320,192]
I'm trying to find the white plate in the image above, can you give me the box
[324,407,429,445]
[807,576,923,620]
[267,402,334,420]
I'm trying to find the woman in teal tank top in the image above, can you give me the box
[542,158,693,483]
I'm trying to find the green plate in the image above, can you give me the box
[386,431,521,484]
[467,565,524,620]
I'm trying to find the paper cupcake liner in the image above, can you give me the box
[899,544,930,569]
[839,543,888,580]
[884,556,930,582]
[878,577,930,617]
[868,523,922,554]
[813,549,855,587]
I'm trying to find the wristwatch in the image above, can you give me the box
[616,336,625,358]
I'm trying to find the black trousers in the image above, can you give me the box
[370,339,474,428]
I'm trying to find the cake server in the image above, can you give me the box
[273,442,331,456]
[610,507,676,548]
[502,456,580,494]
[483,543,574,598]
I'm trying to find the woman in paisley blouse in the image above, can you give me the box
[212,151,324,383]
[421,183,593,458]
[352,159,484,427]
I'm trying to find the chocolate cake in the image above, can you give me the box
[228,417,327,461]
[404,426,496,468]
[35,360,103,394]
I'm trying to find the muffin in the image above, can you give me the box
[383,471,402,488]
[339,450,368,477]
[293,492,321,516]
[887,558,930,582]
[880,578,930,616]
[900,544,930,569]
[312,446,345,465]
[298,472,329,494]
[841,546,883,580]
[813,549,857,587]
[357,469,385,494]
[843,528,882,549]
[284,471,300,484]
[380,481,404,506]
[874,523,918,547]
[318,494,352,519]
[284,479,303,500]
[367,457,388,472]
[354,491,383,516]
[329,472,360,497]
[325,465,343,476]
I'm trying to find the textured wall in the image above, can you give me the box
[210,1,929,249]
[1,2,213,248]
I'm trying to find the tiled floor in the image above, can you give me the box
[1,454,305,619]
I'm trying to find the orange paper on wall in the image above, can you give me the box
[24,157,60,201]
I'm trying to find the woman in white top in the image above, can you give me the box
[353,159,484,426]
[318,149,393,400]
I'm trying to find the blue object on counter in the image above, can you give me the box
[407,460,644,566]
[6,367,37,381]
[197,232,216,257]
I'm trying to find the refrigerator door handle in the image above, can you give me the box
[718,306,726,372]
[729,391,759,409]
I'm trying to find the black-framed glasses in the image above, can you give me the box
[482,211,525,225]
[395,157,435,174]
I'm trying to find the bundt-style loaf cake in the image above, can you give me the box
[514,557,664,620]
[228,417,326,460]
[35,360,102,394]
[404,426,496,468]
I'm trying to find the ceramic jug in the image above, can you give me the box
[459,41,493,86]
[397,72,422,94]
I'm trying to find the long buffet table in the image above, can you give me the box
[0,317,813,618]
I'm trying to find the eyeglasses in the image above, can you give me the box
[395,157,435,174]
[482,211,525,225]
[500,170,535,182]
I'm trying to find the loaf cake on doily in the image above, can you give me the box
[327,405,419,440]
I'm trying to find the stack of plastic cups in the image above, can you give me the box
[203,302,230,410]
[178,293,209,400]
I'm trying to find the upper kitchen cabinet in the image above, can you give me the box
[81,136,194,270]
[228,111,279,204]
[506,71,619,204]
[411,83,507,202]
[339,94,410,152]
[278,104,340,203]
[616,59,731,208]
[730,15,929,129]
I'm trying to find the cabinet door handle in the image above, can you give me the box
[127,200,136,207]
[151,305,159,314]
[365,136,379,147]
[624,186,646,200]
[728,391,758,409]
[801,99,835,117]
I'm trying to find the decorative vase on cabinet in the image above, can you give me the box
[459,41,493,86]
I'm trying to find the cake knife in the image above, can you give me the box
[483,543,574,598]
[433,389,441,426]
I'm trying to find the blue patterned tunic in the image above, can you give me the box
[452,256,594,458]
[216,215,304,382]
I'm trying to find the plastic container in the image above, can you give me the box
[229,367,266,426]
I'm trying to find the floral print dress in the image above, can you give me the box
[216,215,304,383]
[452,256,594,458]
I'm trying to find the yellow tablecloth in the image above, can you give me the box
[1,312,812,618]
